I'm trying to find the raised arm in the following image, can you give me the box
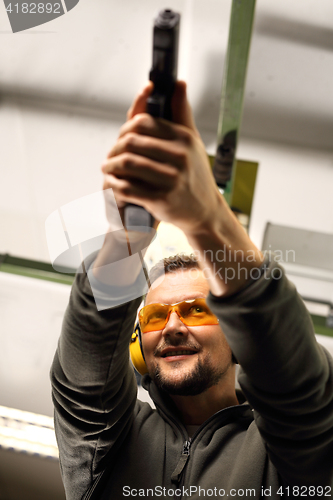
[207,257,333,488]
[51,253,144,500]
[101,81,333,488]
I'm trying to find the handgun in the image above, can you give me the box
[124,9,181,230]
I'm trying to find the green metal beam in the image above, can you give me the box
[0,254,74,286]
[213,0,256,205]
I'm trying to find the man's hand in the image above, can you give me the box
[101,81,223,236]
[100,81,263,296]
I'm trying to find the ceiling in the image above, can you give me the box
[0,0,332,152]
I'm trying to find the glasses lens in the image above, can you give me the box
[139,303,169,333]
[139,299,218,333]
[178,298,219,326]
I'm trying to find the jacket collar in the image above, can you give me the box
[141,374,251,428]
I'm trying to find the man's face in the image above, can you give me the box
[141,268,234,396]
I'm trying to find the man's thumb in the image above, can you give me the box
[127,82,154,120]
[171,81,199,134]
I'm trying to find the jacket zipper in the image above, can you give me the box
[152,396,251,498]
[170,404,251,495]
[170,439,191,483]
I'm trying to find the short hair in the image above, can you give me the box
[148,253,199,287]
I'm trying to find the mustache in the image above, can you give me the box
[153,339,201,357]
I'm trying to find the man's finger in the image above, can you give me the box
[127,82,154,120]
[117,113,181,142]
[103,173,164,207]
[102,153,179,187]
[106,133,187,168]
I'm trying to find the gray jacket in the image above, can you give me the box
[51,257,333,499]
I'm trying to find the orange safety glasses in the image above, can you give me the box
[138,298,219,333]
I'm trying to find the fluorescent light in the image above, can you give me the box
[0,405,58,460]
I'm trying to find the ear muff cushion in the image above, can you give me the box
[129,329,148,376]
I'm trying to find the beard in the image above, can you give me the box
[150,354,227,396]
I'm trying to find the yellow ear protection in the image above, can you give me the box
[130,322,148,376]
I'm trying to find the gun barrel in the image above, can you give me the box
[147,9,180,120]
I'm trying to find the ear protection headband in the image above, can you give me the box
[130,322,148,376]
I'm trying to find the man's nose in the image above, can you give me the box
[162,311,189,337]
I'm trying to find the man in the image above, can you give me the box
[51,82,333,499]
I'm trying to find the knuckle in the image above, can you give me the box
[133,113,151,133]
[166,166,180,183]
[102,158,114,174]
[124,133,137,151]
[122,152,134,169]
[174,149,188,166]
[120,183,132,197]
[179,128,193,147]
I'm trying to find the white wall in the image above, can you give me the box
[237,138,333,249]
[0,100,118,260]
